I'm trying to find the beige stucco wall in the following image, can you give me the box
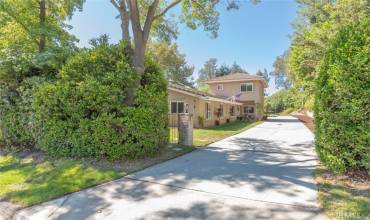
[168,90,200,127]
[208,80,264,103]
[208,80,265,120]
[198,99,240,127]
[168,89,242,128]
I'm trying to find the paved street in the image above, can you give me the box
[16,116,326,220]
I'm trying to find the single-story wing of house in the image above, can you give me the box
[168,73,265,128]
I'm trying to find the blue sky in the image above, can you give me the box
[69,0,298,94]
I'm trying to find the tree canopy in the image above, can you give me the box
[110,0,259,105]
[270,50,291,89]
[0,0,84,54]
[197,58,218,82]
[288,0,368,88]
[148,41,194,86]
[198,59,250,82]
[0,0,84,79]
[229,61,247,74]
[256,68,269,85]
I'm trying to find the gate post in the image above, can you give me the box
[178,113,193,146]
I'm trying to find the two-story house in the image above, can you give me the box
[168,73,265,128]
[203,73,265,121]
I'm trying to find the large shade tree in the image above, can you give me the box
[148,41,194,86]
[0,0,84,82]
[256,68,269,85]
[229,61,247,73]
[197,58,218,82]
[289,0,368,87]
[110,0,259,105]
[270,50,291,89]
[0,0,84,55]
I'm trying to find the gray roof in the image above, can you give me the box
[168,81,242,105]
[203,73,265,83]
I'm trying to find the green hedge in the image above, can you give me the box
[0,77,49,148]
[264,88,306,114]
[315,19,369,172]
[34,42,168,160]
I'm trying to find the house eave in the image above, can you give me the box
[168,87,243,105]
[203,78,265,84]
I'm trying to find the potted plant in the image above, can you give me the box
[198,116,205,128]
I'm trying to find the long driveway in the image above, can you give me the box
[16,116,326,220]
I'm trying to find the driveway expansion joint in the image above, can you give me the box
[202,146,313,156]
[122,176,321,210]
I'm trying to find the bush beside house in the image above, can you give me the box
[34,42,168,160]
[315,19,369,173]
[0,76,49,148]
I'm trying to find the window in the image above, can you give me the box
[170,101,185,113]
[244,106,254,114]
[205,102,211,119]
[220,104,224,117]
[241,83,253,92]
[230,106,235,116]
[217,84,223,91]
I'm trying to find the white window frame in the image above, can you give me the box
[240,83,253,92]
[217,84,223,91]
[230,106,235,116]
[219,104,224,118]
[244,106,255,114]
[170,101,185,114]
[205,102,212,120]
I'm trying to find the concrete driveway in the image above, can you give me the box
[15,116,326,220]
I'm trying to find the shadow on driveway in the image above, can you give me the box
[17,116,326,220]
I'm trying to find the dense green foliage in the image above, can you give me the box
[0,77,49,148]
[0,0,84,70]
[0,0,84,148]
[148,41,194,86]
[269,0,369,110]
[197,58,248,82]
[264,88,306,114]
[271,0,369,173]
[288,0,368,99]
[270,50,291,89]
[34,42,168,160]
[315,20,369,172]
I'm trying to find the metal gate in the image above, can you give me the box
[168,114,179,144]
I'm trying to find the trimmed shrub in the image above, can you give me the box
[315,19,369,172]
[34,42,168,160]
[0,76,49,148]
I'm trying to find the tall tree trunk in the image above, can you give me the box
[38,0,46,53]
[121,14,130,42]
[123,0,159,106]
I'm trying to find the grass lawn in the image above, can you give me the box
[0,144,193,207]
[193,120,262,146]
[315,164,370,220]
[170,120,261,147]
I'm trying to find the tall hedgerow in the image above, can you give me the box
[315,19,369,173]
[0,77,50,148]
[264,88,306,114]
[34,41,168,160]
